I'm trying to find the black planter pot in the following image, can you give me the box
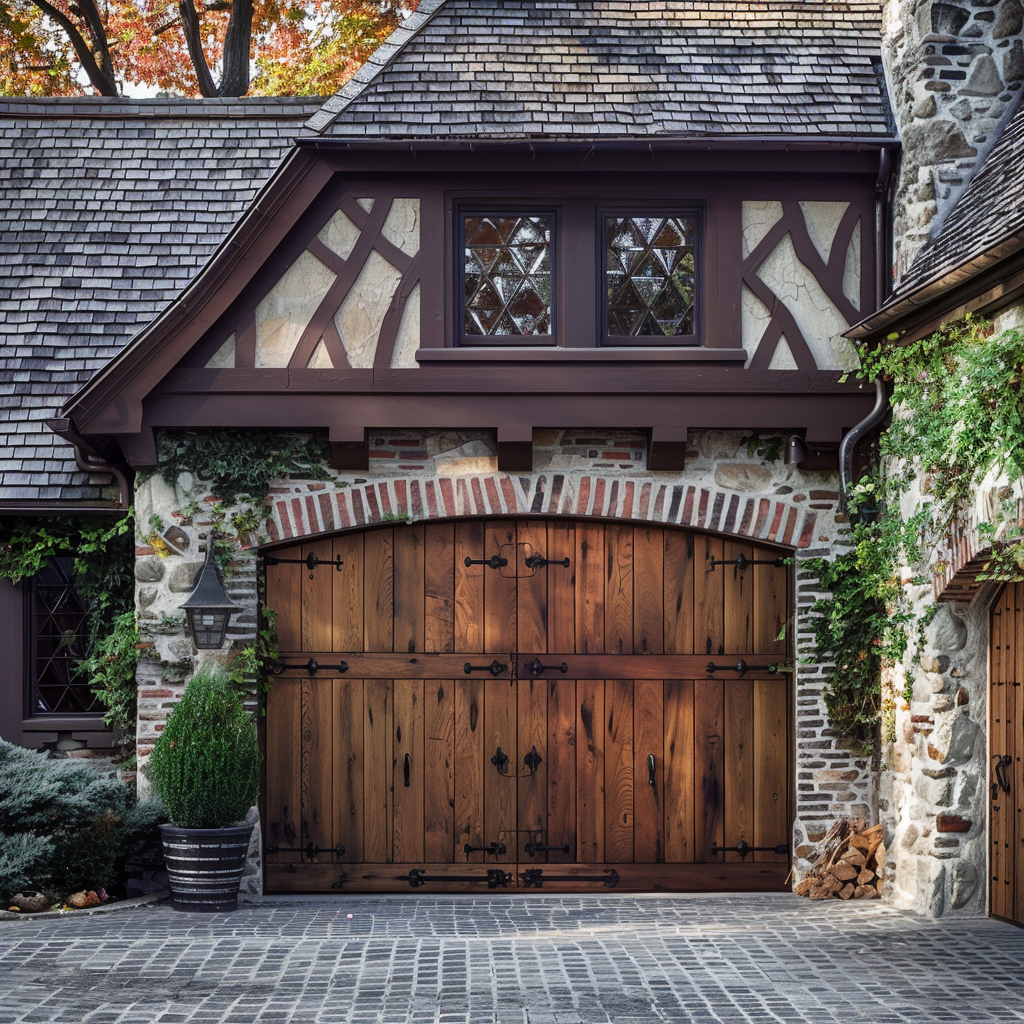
[158,823,254,912]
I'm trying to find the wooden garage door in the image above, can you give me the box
[990,583,1024,924]
[263,518,792,892]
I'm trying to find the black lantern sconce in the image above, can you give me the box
[181,545,238,650]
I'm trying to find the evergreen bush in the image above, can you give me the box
[147,670,261,829]
[0,740,159,902]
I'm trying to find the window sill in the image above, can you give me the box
[23,716,110,732]
[416,347,748,363]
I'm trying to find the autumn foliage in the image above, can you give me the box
[0,0,416,98]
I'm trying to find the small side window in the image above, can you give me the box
[461,212,555,345]
[603,213,699,345]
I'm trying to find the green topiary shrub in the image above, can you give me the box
[0,740,160,902]
[147,670,261,829]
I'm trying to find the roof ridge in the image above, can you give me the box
[303,0,450,135]
[0,96,325,120]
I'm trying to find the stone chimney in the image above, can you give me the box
[882,0,1024,285]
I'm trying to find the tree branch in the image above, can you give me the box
[30,0,118,95]
[70,0,115,86]
[177,0,218,97]
[218,0,252,96]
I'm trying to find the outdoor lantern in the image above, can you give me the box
[784,434,809,465]
[181,545,239,649]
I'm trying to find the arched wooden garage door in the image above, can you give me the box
[990,583,1024,925]
[263,518,792,892]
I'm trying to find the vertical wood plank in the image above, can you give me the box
[694,535,725,657]
[604,525,633,656]
[694,678,725,862]
[604,678,634,862]
[516,676,548,858]
[393,525,425,655]
[301,677,334,858]
[484,521,517,654]
[302,539,335,652]
[753,677,789,863]
[333,533,364,652]
[1013,584,1024,925]
[483,676,517,863]
[454,520,484,653]
[663,530,695,655]
[753,555,788,657]
[424,523,455,653]
[633,526,664,655]
[722,540,754,656]
[576,679,605,862]
[546,677,577,862]
[363,679,392,863]
[633,679,664,863]
[333,678,364,863]
[267,551,302,651]
[575,523,605,653]
[992,590,1008,919]
[663,679,694,862]
[423,679,455,862]
[265,678,301,861]
[723,678,754,862]
[392,679,424,862]
[364,529,394,653]
[517,519,549,653]
[454,678,485,862]
[547,521,576,653]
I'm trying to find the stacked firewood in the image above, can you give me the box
[794,819,884,901]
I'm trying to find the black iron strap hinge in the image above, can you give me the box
[265,552,344,579]
[522,869,619,888]
[710,840,788,860]
[404,869,512,889]
[273,658,349,676]
[708,554,786,572]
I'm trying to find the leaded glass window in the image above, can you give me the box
[31,559,98,715]
[463,214,553,338]
[605,215,697,339]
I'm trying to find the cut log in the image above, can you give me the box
[832,861,859,882]
[856,868,875,886]
[838,883,855,899]
[842,849,867,867]
[854,884,877,899]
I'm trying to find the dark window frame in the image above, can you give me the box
[456,206,559,347]
[599,207,703,348]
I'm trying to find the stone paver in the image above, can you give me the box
[0,894,1022,1024]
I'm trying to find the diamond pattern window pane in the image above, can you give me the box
[464,215,552,336]
[606,215,696,337]
[32,558,99,715]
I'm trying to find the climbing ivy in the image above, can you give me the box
[150,429,333,506]
[807,316,1024,749]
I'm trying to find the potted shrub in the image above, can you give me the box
[148,670,261,912]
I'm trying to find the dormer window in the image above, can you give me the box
[456,202,702,350]
[461,212,555,345]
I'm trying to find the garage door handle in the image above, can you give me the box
[403,753,411,788]
[994,754,1012,794]
[464,555,508,570]
[525,659,568,675]
[647,753,656,787]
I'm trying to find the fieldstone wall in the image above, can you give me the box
[133,428,866,896]
[883,0,1024,280]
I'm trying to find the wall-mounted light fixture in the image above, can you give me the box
[181,544,238,650]
[784,435,809,465]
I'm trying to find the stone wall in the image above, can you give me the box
[883,0,1024,281]
[133,428,866,896]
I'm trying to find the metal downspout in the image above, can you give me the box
[839,377,890,514]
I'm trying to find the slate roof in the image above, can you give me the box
[0,98,321,506]
[894,101,1024,298]
[307,0,893,140]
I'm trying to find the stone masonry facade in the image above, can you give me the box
[132,428,861,895]
[883,0,1024,279]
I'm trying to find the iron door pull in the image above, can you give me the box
[994,754,1013,795]
[464,660,508,676]
[464,555,508,570]
[706,660,749,676]
[524,841,570,856]
[522,869,619,888]
[403,753,411,788]
[647,753,656,787]
[525,659,568,675]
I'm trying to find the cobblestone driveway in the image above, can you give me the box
[1,894,1023,1023]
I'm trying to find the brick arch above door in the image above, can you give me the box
[265,472,824,549]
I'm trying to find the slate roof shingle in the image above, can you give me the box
[307,0,893,140]
[0,98,321,505]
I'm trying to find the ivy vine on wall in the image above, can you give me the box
[806,316,1024,750]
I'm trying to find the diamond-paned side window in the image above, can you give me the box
[605,215,696,338]
[31,558,98,715]
[463,215,553,338]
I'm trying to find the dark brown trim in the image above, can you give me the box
[648,426,688,471]
[413,347,748,363]
[0,578,25,746]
